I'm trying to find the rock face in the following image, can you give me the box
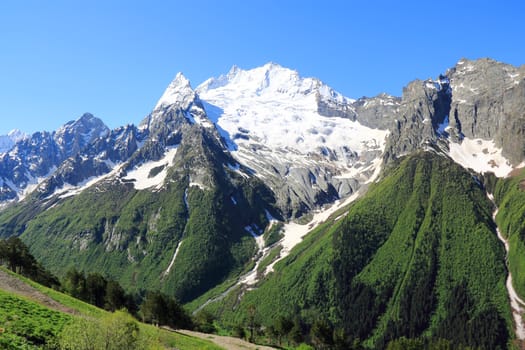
[383,76,451,163]
[197,63,389,218]
[382,58,525,169]
[0,113,109,202]
[0,130,27,154]
[0,58,523,309]
[352,93,400,130]
[447,58,525,164]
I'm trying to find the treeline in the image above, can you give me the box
[62,268,137,312]
[0,236,60,288]
[0,237,193,331]
[63,269,193,329]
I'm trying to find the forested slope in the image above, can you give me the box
[210,152,511,349]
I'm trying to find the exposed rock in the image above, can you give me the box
[447,58,525,164]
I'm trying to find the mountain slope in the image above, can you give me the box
[0,267,224,349]
[0,76,278,304]
[0,113,109,203]
[206,152,510,349]
[197,63,389,217]
[0,58,523,348]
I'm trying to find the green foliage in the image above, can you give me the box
[59,310,156,350]
[0,237,60,288]
[494,168,525,298]
[0,289,71,349]
[0,128,277,306]
[263,222,284,247]
[210,152,510,349]
[139,291,193,329]
[331,153,509,348]
[62,267,136,313]
[193,310,216,333]
[0,267,222,350]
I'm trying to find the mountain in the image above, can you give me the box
[0,58,524,348]
[0,74,277,303]
[0,113,109,204]
[0,129,27,154]
[209,152,510,349]
[197,62,389,218]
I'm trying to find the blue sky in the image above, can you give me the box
[0,0,523,135]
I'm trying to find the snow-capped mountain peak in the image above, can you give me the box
[54,113,110,155]
[154,72,196,110]
[196,62,388,216]
[0,129,28,154]
[197,62,351,105]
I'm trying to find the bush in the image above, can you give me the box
[59,310,158,350]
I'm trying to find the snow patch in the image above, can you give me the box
[436,115,449,135]
[245,225,265,250]
[189,182,207,190]
[197,63,388,176]
[184,188,189,211]
[163,240,183,277]
[227,163,249,179]
[123,147,178,190]
[265,190,361,275]
[488,194,525,339]
[155,73,195,110]
[448,138,513,177]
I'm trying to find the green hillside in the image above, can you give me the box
[0,267,223,349]
[207,152,511,349]
[0,127,275,304]
[493,169,525,298]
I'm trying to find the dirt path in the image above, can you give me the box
[176,329,276,350]
[0,268,78,315]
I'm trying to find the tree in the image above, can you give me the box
[233,324,246,340]
[275,315,293,345]
[85,273,107,308]
[63,267,87,300]
[105,280,127,312]
[140,291,192,329]
[310,318,334,350]
[386,337,424,350]
[0,237,59,288]
[59,310,156,350]
[289,319,304,346]
[247,304,257,343]
[193,310,216,333]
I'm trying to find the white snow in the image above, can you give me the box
[265,190,361,275]
[189,182,207,190]
[51,160,124,199]
[163,240,183,277]
[0,129,27,154]
[436,115,449,135]
[123,147,178,190]
[226,163,249,178]
[17,167,58,201]
[448,138,513,177]
[197,62,388,180]
[488,194,525,339]
[154,73,196,110]
[184,188,189,211]
[244,225,265,250]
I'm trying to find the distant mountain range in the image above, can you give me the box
[0,58,524,348]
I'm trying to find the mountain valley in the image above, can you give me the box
[0,57,524,349]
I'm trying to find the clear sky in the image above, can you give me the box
[0,0,523,135]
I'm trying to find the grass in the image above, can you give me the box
[0,288,70,349]
[0,267,224,349]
